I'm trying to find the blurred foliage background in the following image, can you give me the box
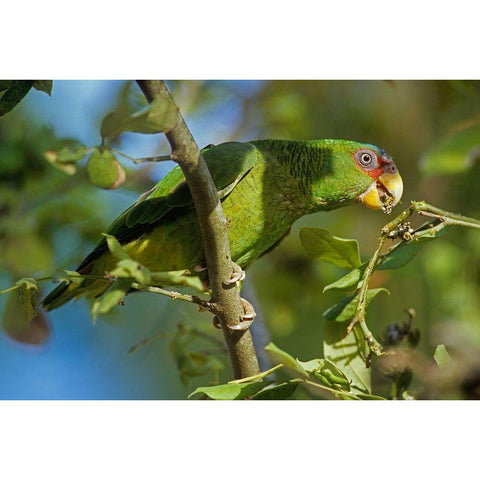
[1,80,480,399]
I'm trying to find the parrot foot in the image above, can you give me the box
[228,298,256,331]
[211,298,257,331]
[224,262,246,285]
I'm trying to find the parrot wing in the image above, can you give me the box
[77,141,260,270]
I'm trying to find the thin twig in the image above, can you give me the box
[350,200,480,357]
[110,147,173,164]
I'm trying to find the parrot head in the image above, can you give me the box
[353,144,403,213]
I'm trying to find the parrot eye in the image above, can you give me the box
[361,153,372,165]
[355,149,378,169]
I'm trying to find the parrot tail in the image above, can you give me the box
[42,281,81,311]
[42,260,111,311]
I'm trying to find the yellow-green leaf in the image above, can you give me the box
[100,94,178,140]
[264,342,307,376]
[433,344,453,368]
[102,233,131,261]
[323,288,389,323]
[189,382,266,400]
[323,322,371,394]
[91,278,132,320]
[299,227,361,269]
[109,259,151,285]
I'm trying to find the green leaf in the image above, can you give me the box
[87,149,126,189]
[379,224,448,270]
[251,379,302,400]
[178,351,222,386]
[150,270,206,292]
[2,292,50,345]
[420,123,480,175]
[356,393,387,400]
[43,150,77,175]
[297,358,351,389]
[102,233,132,260]
[0,81,33,117]
[0,80,13,92]
[100,94,178,140]
[32,80,53,96]
[189,381,266,400]
[323,322,371,394]
[433,344,453,368]
[229,364,284,384]
[324,221,449,293]
[54,269,83,285]
[323,288,389,323]
[56,144,87,163]
[109,259,151,285]
[15,278,39,322]
[299,227,361,269]
[315,360,351,389]
[91,278,133,320]
[323,264,366,293]
[264,342,307,376]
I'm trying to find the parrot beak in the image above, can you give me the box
[358,172,404,211]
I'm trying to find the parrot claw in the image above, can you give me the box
[213,298,257,331]
[224,262,246,285]
[227,297,257,331]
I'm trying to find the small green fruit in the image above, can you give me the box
[87,149,126,189]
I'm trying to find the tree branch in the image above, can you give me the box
[136,80,260,379]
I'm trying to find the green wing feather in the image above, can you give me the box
[78,141,260,270]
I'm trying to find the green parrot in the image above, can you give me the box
[43,139,403,311]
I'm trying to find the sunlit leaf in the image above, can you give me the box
[420,123,480,175]
[32,80,53,96]
[102,233,131,260]
[100,94,178,140]
[323,265,365,293]
[91,278,132,320]
[150,270,206,292]
[56,144,87,163]
[109,259,151,285]
[251,379,302,400]
[189,381,266,400]
[323,288,389,323]
[43,150,77,175]
[54,269,83,285]
[356,393,387,400]
[323,322,371,394]
[264,342,307,376]
[433,344,453,368]
[299,227,361,269]
[314,360,351,389]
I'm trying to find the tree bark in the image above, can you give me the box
[137,80,260,379]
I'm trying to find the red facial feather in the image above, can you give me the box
[352,148,386,179]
